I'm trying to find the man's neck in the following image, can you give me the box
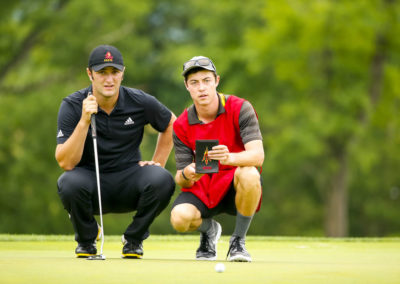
[94,92,119,115]
[195,93,219,124]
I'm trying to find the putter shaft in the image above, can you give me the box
[91,115,105,257]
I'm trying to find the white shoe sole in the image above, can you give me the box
[196,256,217,261]
[228,254,252,262]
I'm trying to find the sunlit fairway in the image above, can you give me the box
[0,235,399,284]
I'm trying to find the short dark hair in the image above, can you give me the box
[184,67,217,82]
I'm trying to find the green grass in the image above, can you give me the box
[0,235,399,284]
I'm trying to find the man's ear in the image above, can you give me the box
[215,75,220,88]
[86,68,93,81]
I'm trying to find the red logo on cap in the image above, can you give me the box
[104,52,113,62]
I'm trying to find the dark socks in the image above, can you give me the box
[232,211,253,239]
[197,218,212,233]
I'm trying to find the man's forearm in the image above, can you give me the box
[175,169,195,188]
[152,114,176,167]
[226,149,264,167]
[152,132,173,167]
[218,140,264,167]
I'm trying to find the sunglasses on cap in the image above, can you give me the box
[182,57,217,75]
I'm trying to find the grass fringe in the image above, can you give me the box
[0,234,399,242]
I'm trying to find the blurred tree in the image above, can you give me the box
[0,0,399,237]
[243,0,400,236]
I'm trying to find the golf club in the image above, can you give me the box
[87,98,106,261]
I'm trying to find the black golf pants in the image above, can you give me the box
[57,164,175,244]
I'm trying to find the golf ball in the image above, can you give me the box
[214,262,225,273]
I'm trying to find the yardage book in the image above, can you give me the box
[195,140,219,173]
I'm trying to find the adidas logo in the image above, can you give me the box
[124,117,134,126]
[57,130,64,138]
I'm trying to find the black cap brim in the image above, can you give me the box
[92,63,124,72]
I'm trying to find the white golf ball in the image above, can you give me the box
[214,262,225,273]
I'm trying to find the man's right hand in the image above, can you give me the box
[81,94,98,124]
[183,163,203,182]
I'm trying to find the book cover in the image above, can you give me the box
[195,139,219,173]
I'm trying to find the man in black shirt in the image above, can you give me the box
[56,45,176,259]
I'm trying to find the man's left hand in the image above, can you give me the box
[208,145,232,165]
[139,161,162,167]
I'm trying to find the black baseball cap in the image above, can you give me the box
[182,56,217,77]
[88,45,124,72]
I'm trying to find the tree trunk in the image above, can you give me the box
[325,151,349,237]
[324,30,385,237]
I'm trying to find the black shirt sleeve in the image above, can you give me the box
[144,94,172,132]
[56,100,80,144]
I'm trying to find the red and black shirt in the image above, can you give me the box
[173,93,262,208]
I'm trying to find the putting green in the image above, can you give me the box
[0,235,399,284]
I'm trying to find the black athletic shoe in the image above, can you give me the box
[122,235,143,259]
[226,235,252,262]
[196,220,222,261]
[75,243,97,258]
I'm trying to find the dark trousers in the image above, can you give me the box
[57,164,175,244]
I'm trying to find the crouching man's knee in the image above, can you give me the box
[170,204,200,233]
[57,169,93,202]
[234,166,261,194]
[234,167,262,216]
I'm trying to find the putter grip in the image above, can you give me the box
[90,115,97,138]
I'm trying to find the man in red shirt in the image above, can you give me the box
[171,56,264,262]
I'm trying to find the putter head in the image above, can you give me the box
[87,254,106,260]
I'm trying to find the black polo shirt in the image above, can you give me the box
[57,86,172,172]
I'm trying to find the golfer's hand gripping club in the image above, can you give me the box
[83,91,98,125]
[88,92,97,138]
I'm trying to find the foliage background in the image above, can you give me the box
[0,0,399,237]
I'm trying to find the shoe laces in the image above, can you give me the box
[127,240,142,249]
[122,235,142,248]
[80,242,96,249]
[226,236,245,259]
[199,232,211,252]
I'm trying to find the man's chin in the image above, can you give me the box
[197,100,211,106]
[102,90,117,97]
